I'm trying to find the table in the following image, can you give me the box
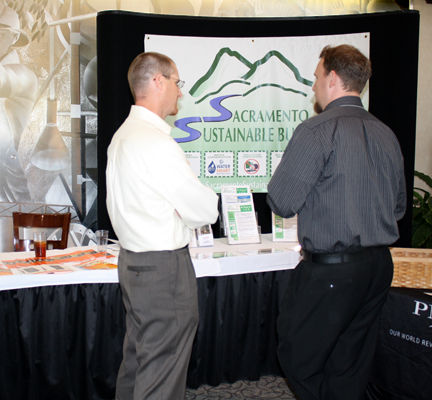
[0,234,301,290]
[3,240,428,400]
[0,235,300,400]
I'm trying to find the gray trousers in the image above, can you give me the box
[115,245,199,400]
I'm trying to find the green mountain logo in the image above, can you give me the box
[174,47,313,143]
[189,47,314,104]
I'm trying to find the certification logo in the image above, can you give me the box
[185,152,202,177]
[208,161,216,174]
[205,152,234,177]
[244,159,259,175]
[270,151,284,176]
[238,151,267,177]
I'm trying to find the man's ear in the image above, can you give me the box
[328,70,338,88]
[154,73,164,90]
[329,70,344,90]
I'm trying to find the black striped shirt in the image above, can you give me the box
[267,96,406,253]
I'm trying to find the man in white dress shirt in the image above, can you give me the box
[106,52,219,400]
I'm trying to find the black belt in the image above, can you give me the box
[301,246,387,264]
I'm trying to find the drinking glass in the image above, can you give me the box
[96,230,109,254]
[33,232,47,258]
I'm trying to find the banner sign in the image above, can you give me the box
[145,33,370,193]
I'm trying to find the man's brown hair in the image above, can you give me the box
[320,45,372,94]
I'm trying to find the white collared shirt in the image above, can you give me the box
[106,105,218,252]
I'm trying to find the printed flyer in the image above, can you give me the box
[221,185,260,245]
[272,214,298,242]
[0,249,117,275]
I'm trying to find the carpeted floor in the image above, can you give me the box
[185,375,296,399]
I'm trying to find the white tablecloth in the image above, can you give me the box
[0,234,300,291]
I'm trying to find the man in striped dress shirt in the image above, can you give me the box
[267,45,406,400]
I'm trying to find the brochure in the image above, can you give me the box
[272,214,298,242]
[221,185,260,245]
[1,249,116,274]
[197,224,214,247]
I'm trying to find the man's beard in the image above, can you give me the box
[314,101,323,114]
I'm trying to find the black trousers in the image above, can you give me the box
[277,247,393,400]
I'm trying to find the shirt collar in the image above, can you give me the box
[129,105,172,135]
[324,96,364,112]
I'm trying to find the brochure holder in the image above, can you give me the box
[272,213,298,242]
[190,225,214,247]
[221,185,260,245]
[197,224,214,247]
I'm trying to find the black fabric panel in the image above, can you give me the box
[187,270,291,388]
[366,383,407,400]
[97,10,419,246]
[0,284,125,400]
[0,272,291,399]
[0,281,426,399]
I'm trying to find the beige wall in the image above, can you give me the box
[414,0,432,188]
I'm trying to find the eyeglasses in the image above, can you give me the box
[162,74,185,89]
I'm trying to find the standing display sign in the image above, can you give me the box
[221,185,260,245]
[145,33,370,193]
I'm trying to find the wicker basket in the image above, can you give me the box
[390,248,432,289]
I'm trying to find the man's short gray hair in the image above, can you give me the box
[128,52,176,101]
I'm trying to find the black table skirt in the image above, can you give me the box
[3,274,430,400]
[0,283,125,400]
[0,271,290,400]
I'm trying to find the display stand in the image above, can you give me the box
[221,185,260,245]
[272,214,298,242]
